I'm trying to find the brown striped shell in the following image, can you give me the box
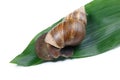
[35,6,87,60]
[45,6,87,48]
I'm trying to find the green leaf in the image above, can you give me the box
[11,0,120,66]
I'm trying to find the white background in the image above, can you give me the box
[0,0,120,80]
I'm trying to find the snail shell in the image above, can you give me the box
[45,6,87,48]
[35,6,87,60]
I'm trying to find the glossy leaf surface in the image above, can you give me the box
[11,0,120,66]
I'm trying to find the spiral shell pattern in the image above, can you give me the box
[45,6,87,49]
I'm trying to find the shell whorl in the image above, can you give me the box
[45,6,87,48]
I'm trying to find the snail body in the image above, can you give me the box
[36,6,87,60]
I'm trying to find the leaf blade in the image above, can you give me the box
[11,0,120,66]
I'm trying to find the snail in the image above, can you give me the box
[35,6,87,60]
